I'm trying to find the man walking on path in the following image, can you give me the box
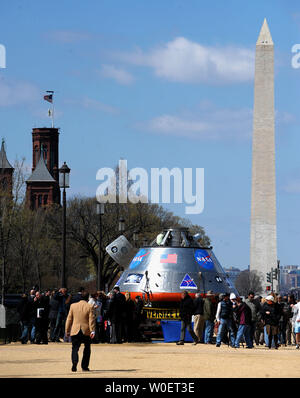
[65,292,95,372]
[176,291,199,346]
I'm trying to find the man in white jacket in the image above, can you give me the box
[215,293,236,347]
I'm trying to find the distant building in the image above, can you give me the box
[26,127,60,209]
[288,271,300,290]
[280,265,300,292]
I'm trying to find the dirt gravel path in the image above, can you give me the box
[0,342,299,378]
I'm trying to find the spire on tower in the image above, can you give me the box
[256,18,273,46]
[0,139,13,170]
[27,153,56,183]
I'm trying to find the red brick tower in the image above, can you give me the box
[26,127,60,209]
[31,127,59,181]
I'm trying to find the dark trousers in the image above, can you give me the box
[71,330,91,369]
[110,321,123,344]
[116,321,123,343]
[97,322,106,343]
[49,318,57,341]
[110,322,117,343]
[92,321,106,343]
[254,321,264,345]
[124,319,134,342]
[35,318,48,343]
[54,312,66,341]
[249,321,256,344]
[25,317,36,342]
[279,321,287,344]
[266,324,279,348]
[6,323,21,343]
[179,319,198,342]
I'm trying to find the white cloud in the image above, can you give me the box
[138,102,253,141]
[136,102,295,141]
[115,37,255,84]
[99,64,134,85]
[148,115,209,134]
[0,77,40,107]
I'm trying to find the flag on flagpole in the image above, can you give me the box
[44,91,54,127]
[44,94,53,103]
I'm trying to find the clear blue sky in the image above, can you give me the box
[1,0,300,270]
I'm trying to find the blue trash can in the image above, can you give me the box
[161,320,194,342]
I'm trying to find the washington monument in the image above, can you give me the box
[250,19,278,292]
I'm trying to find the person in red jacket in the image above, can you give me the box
[232,295,253,348]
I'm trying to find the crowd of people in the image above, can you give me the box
[4,286,300,350]
[177,290,300,349]
[15,286,145,345]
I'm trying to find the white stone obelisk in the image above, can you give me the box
[250,19,278,293]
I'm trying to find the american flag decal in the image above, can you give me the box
[160,253,177,263]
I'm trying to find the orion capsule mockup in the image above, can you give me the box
[114,228,238,305]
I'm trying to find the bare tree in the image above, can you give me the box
[12,157,29,204]
[66,195,211,291]
[235,270,263,296]
[1,156,212,294]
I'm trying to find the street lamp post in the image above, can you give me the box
[96,202,105,291]
[277,259,280,293]
[59,162,70,289]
